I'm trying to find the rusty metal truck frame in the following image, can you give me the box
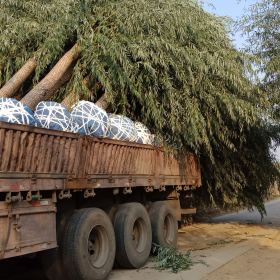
[0,121,201,274]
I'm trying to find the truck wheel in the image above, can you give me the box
[149,201,178,248]
[114,203,152,268]
[62,208,116,280]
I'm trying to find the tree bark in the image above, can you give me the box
[95,92,109,110]
[21,44,80,109]
[62,78,111,111]
[0,58,37,98]
[48,66,73,100]
[63,91,110,111]
[62,77,92,110]
[61,89,80,110]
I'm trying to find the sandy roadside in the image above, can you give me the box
[111,221,280,280]
[2,199,280,280]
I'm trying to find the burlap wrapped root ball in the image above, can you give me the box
[34,101,72,132]
[107,114,137,142]
[71,101,109,137]
[0,97,36,126]
[134,122,154,145]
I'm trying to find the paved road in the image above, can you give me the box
[111,198,280,280]
[211,198,280,225]
[1,198,280,280]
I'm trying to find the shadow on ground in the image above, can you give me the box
[1,199,280,280]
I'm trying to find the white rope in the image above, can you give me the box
[0,98,36,126]
[71,100,109,137]
[108,114,137,142]
[135,121,153,144]
[0,98,155,145]
[35,101,72,131]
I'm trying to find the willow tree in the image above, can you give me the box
[0,0,279,213]
[240,0,280,91]
[239,0,280,120]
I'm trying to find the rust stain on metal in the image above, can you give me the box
[0,122,201,191]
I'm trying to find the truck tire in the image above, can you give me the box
[114,203,152,268]
[62,208,116,280]
[149,201,178,248]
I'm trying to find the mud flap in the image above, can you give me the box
[0,199,57,259]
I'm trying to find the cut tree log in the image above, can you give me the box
[62,77,92,110]
[49,66,74,99]
[62,78,110,111]
[63,91,110,111]
[21,44,80,110]
[62,91,110,111]
[0,58,37,98]
[62,89,81,110]
[95,92,109,110]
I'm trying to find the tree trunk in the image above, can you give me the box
[95,92,109,110]
[49,66,73,99]
[0,58,37,98]
[21,44,80,110]
[62,77,92,110]
[61,89,80,110]
[63,91,110,111]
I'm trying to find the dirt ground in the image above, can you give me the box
[1,199,280,280]
[109,222,280,280]
[112,199,280,280]
[186,223,280,280]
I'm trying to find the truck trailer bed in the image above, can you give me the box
[0,121,201,260]
[0,121,201,193]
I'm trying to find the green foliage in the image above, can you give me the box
[152,245,193,273]
[197,122,280,215]
[0,0,279,213]
[239,0,280,114]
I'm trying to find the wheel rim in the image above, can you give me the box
[88,225,110,268]
[132,218,147,253]
[163,214,175,245]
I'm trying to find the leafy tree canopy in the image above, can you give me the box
[0,0,279,214]
[239,0,280,115]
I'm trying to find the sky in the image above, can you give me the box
[203,0,280,160]
[203,0,258,49]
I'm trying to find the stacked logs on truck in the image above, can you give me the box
[0,44,109,111]
[1,0,279,229]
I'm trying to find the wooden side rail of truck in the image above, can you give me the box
[0,121,201,280]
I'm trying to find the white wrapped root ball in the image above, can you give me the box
[71,101,109,137]
[0,97,36,126]
[34,101,72,132]
[135,122,154,145]
[107,114,137,142]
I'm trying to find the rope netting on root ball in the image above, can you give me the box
[0,98,36,126]
[35,101,73,132]
[0,0,279,213]
[71,101,109,137]
[107,114,137,142]
[135,122,154,145]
